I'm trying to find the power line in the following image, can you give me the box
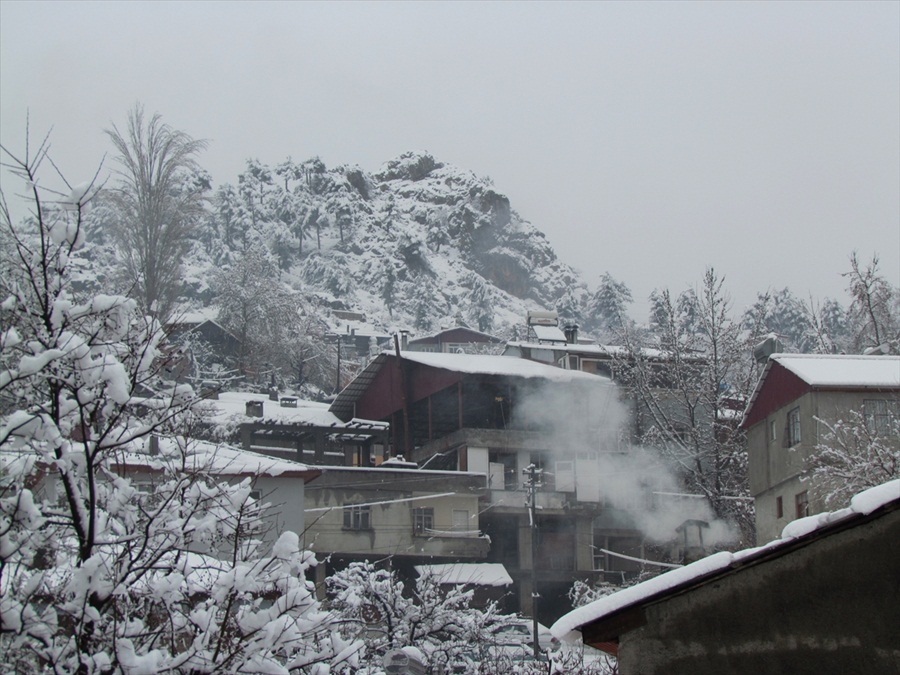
[305,492,458,513]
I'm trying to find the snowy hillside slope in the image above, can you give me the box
[198,151,591,336]
[75,151,593,339]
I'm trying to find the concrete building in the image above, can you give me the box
[200,391,390,467]
[303,464,491,598]
[407,326,504,355]
[328,350,652,622]
[741,354,900,543]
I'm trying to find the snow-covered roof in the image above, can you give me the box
[551,479,900,644]
[167,307,220,325]
[414,563,513,587]
[330,351,611,419]
[203,392,388,430]
[504,342,697,362]
[530,324,568,343]
[205,392,344,425]
[741,354,900,428]
[121,437,317,479]
[395,351,609,384]
[506,341,611,357]
[769,354,900,388]
[408,326,502,344]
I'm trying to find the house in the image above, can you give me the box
[113,437,320,547]
[163,311,242,384]
[550,480,900,675]
[6,436,320,553]
[201,392,495,601]
[328,350,651,622]
[303,464,491,599]
[406,326,504,354]
[741,354,900,542]
[200,391,390,467]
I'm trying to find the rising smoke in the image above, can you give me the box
[512,375,738,548]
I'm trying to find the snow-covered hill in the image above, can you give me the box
[189,151,592,336]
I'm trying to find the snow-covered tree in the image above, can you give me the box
[619,269,757,542]
[801,296,850,354]
[585,273,632,338]
[468,275,495,333]
[0,135,357,673]
[844,252,899,354]
[804,401,900,509]
[742,288,814,353]
[327,561,520,672]
[105,104,209,324]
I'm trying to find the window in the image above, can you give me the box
[795,491,809,519]
[864,399,898,436]
[769,420,777,442]
[488,451,518,490]
[776,496,783,519]
[412,507,434,534]
[787,408,802,446]
[343,504,371,530]
[452,509,470,531]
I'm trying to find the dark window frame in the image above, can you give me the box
[864,399,898,437]
[787,408,802,446]
[343,504,371,531]
[412,507,434,535]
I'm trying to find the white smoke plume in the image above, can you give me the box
[512,376,738,549]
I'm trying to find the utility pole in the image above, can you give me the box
[324,333,342,394]
[523,463,543,663]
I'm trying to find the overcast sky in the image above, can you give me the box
[2,1,898,318]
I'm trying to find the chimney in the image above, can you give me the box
[399,329,409,351]
[564,324,579,344]
[246,400,264,417]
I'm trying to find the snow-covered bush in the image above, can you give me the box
[806,405,900,509]
[0,134,359,673]
[327,561,519,672]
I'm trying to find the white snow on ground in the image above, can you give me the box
[550,479,900,643]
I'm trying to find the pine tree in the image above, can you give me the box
[586,273,633,337]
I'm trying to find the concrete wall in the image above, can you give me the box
[256,474,308,539]
[612,506,900,674]
[302,468,488,560]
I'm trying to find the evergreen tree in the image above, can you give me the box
[586,272,632,337]
[468,274,494,333]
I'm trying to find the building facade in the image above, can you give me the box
[741,354,900,542]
